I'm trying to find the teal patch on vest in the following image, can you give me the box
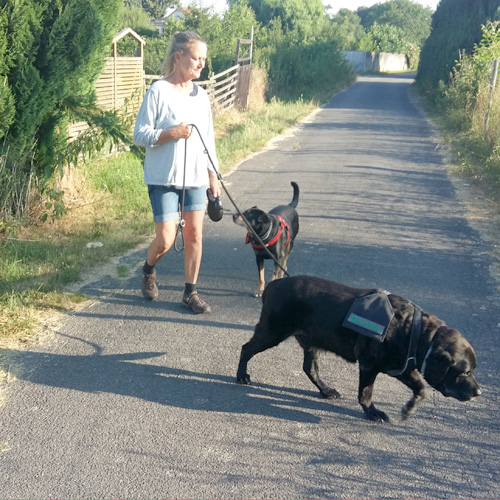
[342,291,395,342]
[346,313,385,335]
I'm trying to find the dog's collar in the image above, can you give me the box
[245,215,290,249]
[261,218,275,242]
[386,304,422,377]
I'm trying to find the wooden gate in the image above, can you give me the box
[234,26,254,111]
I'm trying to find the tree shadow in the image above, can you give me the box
[0,334,362,424]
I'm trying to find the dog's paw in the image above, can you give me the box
[254,290,264,298]
[364,406,390,423]
[236,373,251,384]
[401,398,420,420]
[321,387,341,399]
[401,407,412,420]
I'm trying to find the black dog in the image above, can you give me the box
[236,275,481,422]
[233,182,299,297]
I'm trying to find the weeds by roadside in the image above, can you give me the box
[418,22,500,205]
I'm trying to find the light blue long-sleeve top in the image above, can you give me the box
[133,79,218,188]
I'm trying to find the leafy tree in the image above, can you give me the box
[120,5,154,34]
[263,39,356,99]
[171,5,224,76]
[245,0,327,43]
[327,0,431,62]
[213,0,258,69]
[362,21,408,54]
[149,2,255,75]
[327,8,366,50]
[360,0,432,47]
[142,18,188,75]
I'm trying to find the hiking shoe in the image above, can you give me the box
[142,270,158,301]
[182,291,211,314]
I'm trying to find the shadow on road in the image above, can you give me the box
[0,334,363,424]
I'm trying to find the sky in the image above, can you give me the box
[182,0,441,16]
[322,0,440,14]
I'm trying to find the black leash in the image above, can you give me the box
[176,124,289,277]
[174,137,188,252]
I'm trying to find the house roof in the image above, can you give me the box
[157,5,190,21]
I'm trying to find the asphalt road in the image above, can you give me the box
[1,74,499,499]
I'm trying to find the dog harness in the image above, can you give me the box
[343,292,423,377]
[386,304,423,376]
[245,215,290,249]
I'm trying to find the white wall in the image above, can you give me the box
[343,51,408,73]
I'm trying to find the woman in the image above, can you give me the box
[133,31,220,314]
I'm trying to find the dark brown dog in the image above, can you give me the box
[236,275,481,421]
[233,182,299,297]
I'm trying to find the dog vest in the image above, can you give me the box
[342,290,394,342]
[245,215,290,249]
[343,292,423,376]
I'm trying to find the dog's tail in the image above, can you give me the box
[289,181,299,208]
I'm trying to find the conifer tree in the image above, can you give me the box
[0,6,15,140]
[1,0,122,173]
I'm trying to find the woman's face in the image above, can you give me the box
[176,41,207,81]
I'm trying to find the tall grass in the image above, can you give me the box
[215,97,317,168]
[0,146,38,224]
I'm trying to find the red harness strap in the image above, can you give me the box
[245,215,290,249]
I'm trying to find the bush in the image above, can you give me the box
[425,21,500,191]
[260,40,356,101]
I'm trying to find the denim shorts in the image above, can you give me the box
[148,185,206,223]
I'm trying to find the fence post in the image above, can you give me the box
[484,59,499,131]
[234,26,254,111]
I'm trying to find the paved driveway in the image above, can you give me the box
[1,74,499,499]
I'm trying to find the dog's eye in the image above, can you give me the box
[457,371,471,380]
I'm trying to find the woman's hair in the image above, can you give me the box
[161,31,206,77]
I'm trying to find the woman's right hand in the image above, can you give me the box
[176,122,193,139]
[155,122,193,144]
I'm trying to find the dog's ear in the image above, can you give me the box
[423,347,454,386]
[423,327,455,386]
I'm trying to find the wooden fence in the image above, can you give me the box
[145,63,241,114]
[95,57,144,112]
[68,28,145,140]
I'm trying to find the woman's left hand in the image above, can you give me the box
[208,174,221,199]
